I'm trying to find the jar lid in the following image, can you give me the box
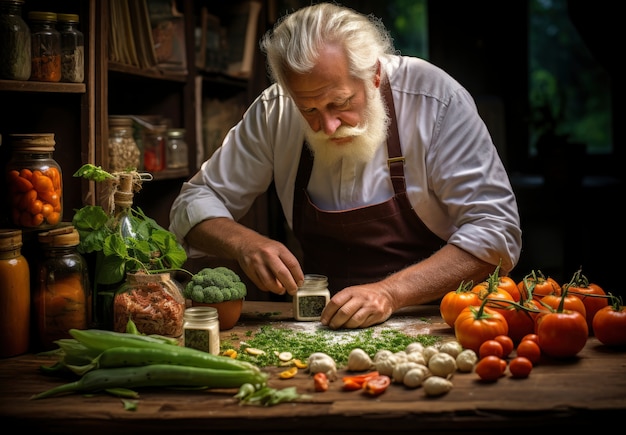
[9,133,55,152]
[38,225,80,247]
[109,116,134,127]
[0,229,22,251]
[184,306,219,320]
[28,11,57,22]
[167,128,186,138]
[57,13,79,23]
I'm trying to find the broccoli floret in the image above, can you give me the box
[186,267,247,304]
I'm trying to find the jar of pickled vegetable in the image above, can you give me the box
[0,229,30,357]
[28,11,61,82]
[113,271,185,341]
[35,226,90,350]
[5,133,63,229]
[57,13,83,83]
[0,0,31,80]
[143,125,167,172]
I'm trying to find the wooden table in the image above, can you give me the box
[1,301,625,434]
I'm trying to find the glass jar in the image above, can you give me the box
[143,125,167,172]
[0,0,31,80]
[108,116,141,172]
[113,272,185,341]
[57,13,83,83]
[166,128,189,169]
[0,229,30,357]
[183,306,220,355]
[5,133,63,229]
[28,11,61,82]
[35,226,90,350]
[293,274,330,321]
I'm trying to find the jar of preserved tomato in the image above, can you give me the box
[28,11,61,82]
[0,229,30,357]
[0,0,31,80]
[57,13,83,83]
[143,125,167,172]
[5,133,63,229]
[35,226,90,350]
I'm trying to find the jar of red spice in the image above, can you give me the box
[28,11,61,82]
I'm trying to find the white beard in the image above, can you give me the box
[302,82,390,168]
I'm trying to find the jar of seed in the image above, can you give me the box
[183,306,220,355]
[293,274,330,321]
[108,116,141,172]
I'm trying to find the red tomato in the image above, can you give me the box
[440,281,481,328]
[454,301,509,353]
[515,339,541,364]
[479,339,504,359]
[521,333,539,344]
[475,355,506,381]
[498,276,521,302]
[362,375,391,396]
[564,269,609,334]
[493,335,514,358]
[518,270,561,300]
[509,356,533,378]
[592,299,626,347]
[535,310,588,358]
[539,293,587,318]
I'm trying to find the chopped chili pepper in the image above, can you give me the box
[314,372,329,392]
[341,371,380,390]
[362,375,391,396]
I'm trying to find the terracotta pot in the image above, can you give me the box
[191,298,243,330]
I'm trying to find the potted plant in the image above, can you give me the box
[182,266,247,330]
[71,164,188,333]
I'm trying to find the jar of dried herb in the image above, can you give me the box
[28,11,61,82]
[293,274,330,321]
[183,306,220,355]
[108,116,141,172]
[0,0,31,80]
[57,13,83,83]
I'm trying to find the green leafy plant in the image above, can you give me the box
[71,164,187,285]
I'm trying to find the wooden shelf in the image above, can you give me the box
[0,79,86,94]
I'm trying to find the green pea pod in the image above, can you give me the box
[31,364,268,400]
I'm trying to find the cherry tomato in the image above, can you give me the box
[362,375,391,396]
[592,298,626,347]
[493,335,514,358]
[475,355,506,381]
[516,339,541,364]
[313,372,329,392]
[479,339,504,359]
[509,356,533,378]
[521,333,539,344]
[440,281,481,328]
[535,310,588,358]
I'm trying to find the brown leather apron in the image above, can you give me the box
[292,81,446,294]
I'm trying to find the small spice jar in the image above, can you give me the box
[57,13,83,83]
[35,226,90,350]
[183,306,220,355]
[0,229,30,358]
[28,11,61,82]
[108,116,141,172]
[5,133,63,229]
[166,128,189,169]
[143,124,167,172]
[0,0,31,80]
[293,274,330,321]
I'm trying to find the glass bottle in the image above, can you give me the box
[108,116,141,172]
[113,271,186,341]
[28,11,61,82]
[35,226,90,351]
[166,128,189,169]
[293,274,330,321]
[57,13,83,83]
[5,133,63,229]
[183,306,220,355]
[0,0,31,80]
[143,125,167,172]
[0,229,30,358]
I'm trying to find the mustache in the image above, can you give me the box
[307,123,369,141]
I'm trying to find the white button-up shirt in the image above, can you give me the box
[169,55,522,272]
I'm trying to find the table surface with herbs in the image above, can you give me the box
[0,301,624,434]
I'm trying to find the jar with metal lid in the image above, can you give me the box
[57,13,83,83]
[0,229,30,357]
[293,274,330,321]
[28,11,61,82]
[5,133,63,229]
[0,0,31,80]
[35,225,90,350]
[166,128,189,169]
[113,271,186,341]
[108,116,141,172]
[143,125,167,172]
[183,306,220,354]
